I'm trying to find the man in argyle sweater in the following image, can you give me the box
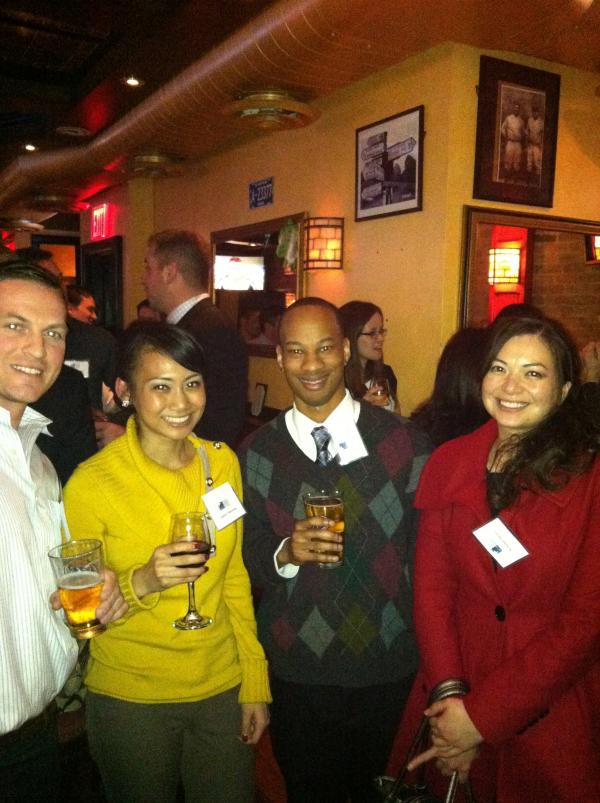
[239,298,430,803]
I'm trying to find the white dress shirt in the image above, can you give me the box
[0,406,77,734]
[166,293,210,324]
[275,391,367,577]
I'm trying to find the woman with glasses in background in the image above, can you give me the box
[340,301,398,413]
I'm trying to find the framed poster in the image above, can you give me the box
[473,57,560,207]
[355,105,424,221]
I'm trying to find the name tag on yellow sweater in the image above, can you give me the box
[202,482,245,529]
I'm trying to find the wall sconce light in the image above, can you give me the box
[488,247,520,285]
[303,217,344,270]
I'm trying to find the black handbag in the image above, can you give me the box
[374,679,475,803]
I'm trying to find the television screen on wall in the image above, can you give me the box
[214,255,265,290]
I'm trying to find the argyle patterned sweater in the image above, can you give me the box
[239,402,430,687]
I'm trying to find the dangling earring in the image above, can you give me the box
[121,398,131,408]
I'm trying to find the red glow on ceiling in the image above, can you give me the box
[77,83,119,134]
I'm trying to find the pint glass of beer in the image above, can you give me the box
[303,490,345,569]
[48,539,106,640]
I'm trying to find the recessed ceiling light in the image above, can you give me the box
[123,75,143,88]
[24,143,36,152]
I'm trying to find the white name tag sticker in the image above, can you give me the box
[473,517,529,568]
[64,359,90,379]
[202,482,245,529]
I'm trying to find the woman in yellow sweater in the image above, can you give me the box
[64,322,270,803]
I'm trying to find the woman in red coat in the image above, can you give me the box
[389,315,600,802]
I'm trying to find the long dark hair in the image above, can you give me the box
[339,301,384,398]
[483,316,598,510]
[118,322,206,388]
[411,327,489,446]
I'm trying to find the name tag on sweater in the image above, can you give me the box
[202,482,245,529]
[328,420,368,465]
[473,517,529,568]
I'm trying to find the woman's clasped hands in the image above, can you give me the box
[407,696,483,782]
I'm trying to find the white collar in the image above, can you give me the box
[0,405,52,456]
[167,293,210,324]
[285,390,368,465]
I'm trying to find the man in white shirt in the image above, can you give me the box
[0,260,127,802]
[500,101,525,174]
[238,298,430,803]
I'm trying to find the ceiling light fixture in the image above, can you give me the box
[223,91,319,131]
[24,144,36,152]
[55,125,92,138]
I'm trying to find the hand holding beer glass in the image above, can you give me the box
[303,490,345,569]
[170,511,215,630]
[48,539,106,640]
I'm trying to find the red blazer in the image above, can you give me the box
[388,419,600,802]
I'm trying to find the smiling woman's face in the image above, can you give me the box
[128,348,205,447]
[482,333,571,440]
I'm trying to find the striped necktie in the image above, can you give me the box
[311,425,332,466]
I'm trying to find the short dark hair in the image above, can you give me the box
[66,284,94,307]
[494,303,544,321]
[14,246,54,264]
[118,322,207,387]
[147,230,211,290]
[278,297,344,340]
[0,258,64,296]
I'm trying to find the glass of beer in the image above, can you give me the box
[170,511,215,631]
[303,490,344,569]
[48,539,106,640]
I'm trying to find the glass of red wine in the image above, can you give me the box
[170,511,215,631]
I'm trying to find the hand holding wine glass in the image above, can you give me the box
[170,511,215,631]
[365,376,391,407]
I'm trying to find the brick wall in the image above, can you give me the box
[531,231,600,347]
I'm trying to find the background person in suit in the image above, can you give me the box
[31,363,97,485]
[143,229,248,446]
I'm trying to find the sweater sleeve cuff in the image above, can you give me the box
[237,658,272,704]
[118,565,161,617]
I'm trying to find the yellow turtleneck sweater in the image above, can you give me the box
[64,417,270,705]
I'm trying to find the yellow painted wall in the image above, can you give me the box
[91,42,600,412]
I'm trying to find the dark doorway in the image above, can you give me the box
[80,236,123,332]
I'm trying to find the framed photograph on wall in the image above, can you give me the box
[473,57,560,207]
[355,105,424,221]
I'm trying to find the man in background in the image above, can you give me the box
[66,284,98,324]
[143,229,248,446]
[15,247,117,413]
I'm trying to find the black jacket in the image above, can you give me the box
[178,298,248,446]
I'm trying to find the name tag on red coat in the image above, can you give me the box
[473,517,529,568]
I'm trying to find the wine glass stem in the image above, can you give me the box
[187,581,199,615]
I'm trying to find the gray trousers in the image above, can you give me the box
[86,687,254,803]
